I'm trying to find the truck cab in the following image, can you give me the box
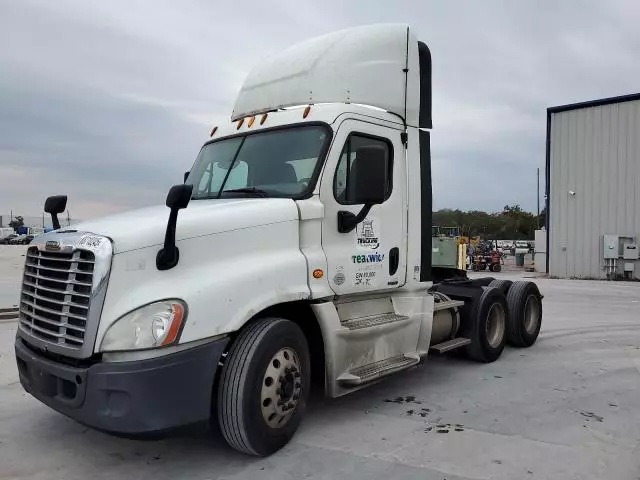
[14,24,543,456]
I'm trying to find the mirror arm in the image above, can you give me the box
[337,204,373,234]
[156,184,193,271]
[156,209,180,270]
[50,213,60,230]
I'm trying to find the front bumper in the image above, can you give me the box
[15,336,229,435]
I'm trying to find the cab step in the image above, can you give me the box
[429,337,471,354]
[337,353,420,386]
[341,313,409,330]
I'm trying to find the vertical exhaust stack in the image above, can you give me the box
[44,195,68,230]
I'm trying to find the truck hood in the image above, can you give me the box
[65,198,300,254]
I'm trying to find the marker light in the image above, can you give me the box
[303,106,311,118]
[260,113,268,125]
[210,126,218,137]
[247,116,255,128]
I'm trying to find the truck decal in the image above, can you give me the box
[352,253,385,263]
[356,217,380,250]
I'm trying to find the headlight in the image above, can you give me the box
[100,300,187,352]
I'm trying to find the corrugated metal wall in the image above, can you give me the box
[549,99,640,278]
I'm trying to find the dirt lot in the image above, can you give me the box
[1,252,640,479]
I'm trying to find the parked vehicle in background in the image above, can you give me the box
[9,234,25,244]
[9,234,33,245]
[0,233,18,244]
[0,227,15,238]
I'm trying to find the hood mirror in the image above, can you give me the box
[44,195,68,230]
[156,184,193,271]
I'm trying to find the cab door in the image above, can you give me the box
[320,119,407,296]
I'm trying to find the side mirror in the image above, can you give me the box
[156,184,193,271]
[184,171,190,183]
[44,195,68,230]
[346,146,388,205]
[166,183,193,210]
[338,147,388,233]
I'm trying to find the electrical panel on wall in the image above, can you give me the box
[603,235,619,259]
[623,243,639,260]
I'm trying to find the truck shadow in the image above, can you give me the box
[24,352,481,477]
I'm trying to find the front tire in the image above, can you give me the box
[218,317,310,456]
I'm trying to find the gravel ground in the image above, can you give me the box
[1,250,640,479]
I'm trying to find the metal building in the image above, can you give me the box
[546,93,640,279]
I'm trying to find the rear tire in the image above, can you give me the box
[491,263,501,273]
[464,287,508,362]
[218,317,310,456]
[506,281,543,347]
[488,279,512,294]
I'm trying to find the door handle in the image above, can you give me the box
[389,247,399,276]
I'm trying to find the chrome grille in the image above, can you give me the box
[20,247,95,349]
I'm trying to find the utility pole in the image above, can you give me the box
[536,167,540,229]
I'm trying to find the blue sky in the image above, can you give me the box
[1,0,639,220]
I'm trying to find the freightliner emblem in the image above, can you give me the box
[45,240,61,251]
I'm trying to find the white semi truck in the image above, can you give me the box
[15,24,543,456]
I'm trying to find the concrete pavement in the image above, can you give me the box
[1,263,640,478]
[0,245,24,311]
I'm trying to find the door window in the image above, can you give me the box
[333,134,393,204]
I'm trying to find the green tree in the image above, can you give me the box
[433,205,538,240]
[9,216,24,230]
[537,207,546,229]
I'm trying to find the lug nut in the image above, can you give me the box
[295,382,301,389]
[293,394,299,401]
[275,388,281,395]
[287,403,294,409]
[294,372,300,378]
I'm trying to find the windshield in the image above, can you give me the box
[187,125,331,200]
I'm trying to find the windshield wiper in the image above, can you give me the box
[221,187,270,198]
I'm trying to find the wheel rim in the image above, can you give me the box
[523,295,540,335]
[485,303,506,348]
[260,347,302,428]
